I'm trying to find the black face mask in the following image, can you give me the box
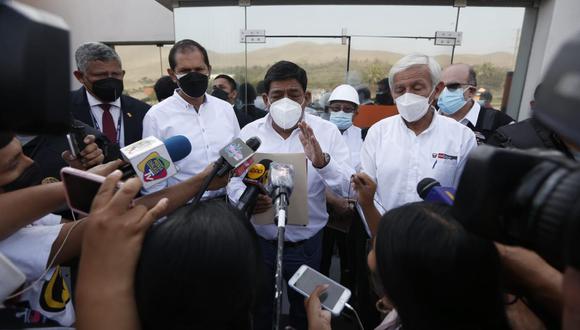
[178,72,209,98]
[211,87,230,101]
[91,78,124,103]
[2,162,43,192]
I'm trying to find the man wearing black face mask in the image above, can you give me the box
[71,42,150,147]
[212,74,258,128]
[142,39,239,196]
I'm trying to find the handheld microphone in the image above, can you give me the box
[269,162,295,214]
[120,135,192,188]
[237,159,273,217]
[191,137,261,205]
[216,137,261,177]
[417,178,455,206]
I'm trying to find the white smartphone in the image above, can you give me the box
[288,264,351,316]
[60,167,116,216]
[0,252,25,305]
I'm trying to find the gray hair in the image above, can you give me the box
[75,42,121,72]
[388,53,441,91]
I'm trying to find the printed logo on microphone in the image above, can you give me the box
[247,163,266,180]
[431,152,458,160]
[138,152,171,182]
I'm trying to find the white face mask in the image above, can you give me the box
[269,97,303,130]
[395,89,434,123]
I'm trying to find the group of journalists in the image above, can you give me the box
[2,3,580,330]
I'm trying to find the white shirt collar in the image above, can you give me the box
[460,101,480,127]
[85,89,121,108]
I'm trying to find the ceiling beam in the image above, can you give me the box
[155,0,538,10]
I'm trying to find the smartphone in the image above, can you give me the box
[288,265,351,315]
[0,252,25,304]
[61,167,114,216]
[66,125,87,158]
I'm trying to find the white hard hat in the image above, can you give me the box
[329,84,360,106]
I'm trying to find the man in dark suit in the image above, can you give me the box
[71,42,149,147]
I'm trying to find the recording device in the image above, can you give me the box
[269,162,295,213]
[216,137,261,177]
[288,265,351,316]
[452,146,580,269]
[191,137,261,205]
[417,178,455,206]
[237,159,273,218]
[0,2,71,134]
[61,167,123,216]
[0,252,26,305]
[120,135,192,188]
[66,124,88,158]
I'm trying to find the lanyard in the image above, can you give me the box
[90,107,123,145]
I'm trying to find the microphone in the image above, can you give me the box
[269,162,295,214]
[190,137,261,205]
[417,178,455,206]
[237,159,273,217]
[216,137,261,177]
[120,135,192,188]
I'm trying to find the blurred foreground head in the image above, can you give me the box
[135,200,262,330]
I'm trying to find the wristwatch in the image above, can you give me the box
[314,152,331,169]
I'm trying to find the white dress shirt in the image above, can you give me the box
[361,110,477,213]
[142,90,240,196]
[227,114,355,242]
[341,125,364,171]
[0,214,62,281]
[86,91,125,147]
[459,100,481,127]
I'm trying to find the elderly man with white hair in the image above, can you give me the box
[352,54,477,236]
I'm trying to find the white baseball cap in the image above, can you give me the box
[329,84,360,106]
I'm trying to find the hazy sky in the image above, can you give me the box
[175,5,524,56]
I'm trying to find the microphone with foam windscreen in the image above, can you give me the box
[237,159,273,218]
[417,178,455,206]
[269,161,296,327]
[120,135,192,188]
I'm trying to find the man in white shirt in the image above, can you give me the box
[142,40,240,196]
[227,61,354,330]
[353,54,477,237]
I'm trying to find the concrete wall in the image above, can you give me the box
[518,0,580,120]
[19,0,175,88]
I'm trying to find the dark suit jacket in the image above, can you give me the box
[70,87,150,146]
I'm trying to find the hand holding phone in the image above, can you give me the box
[288,265,351,316]
[61,167,121,216]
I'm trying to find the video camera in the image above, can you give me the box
[0,1,71,135]
[452,146,580,269]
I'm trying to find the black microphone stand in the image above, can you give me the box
[273,188,290,330]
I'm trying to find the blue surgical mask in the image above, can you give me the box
[329,111,354,131]
[477,99,486,107]
[437,87,468,115]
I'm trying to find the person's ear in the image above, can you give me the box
[168,69,178,83]
[305,91,312,107]
[432,81,445,101]
[73,70,85,85]
[231,90,238,101]
[121,70,126,79]
[262,93,269,108]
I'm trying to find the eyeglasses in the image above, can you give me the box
[329,105,356,113]
[445,83,475,92]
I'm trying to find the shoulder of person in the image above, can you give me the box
[121,94,151,111]
[206,93,235,109]
[438,112,475,137]
[240,114,267,135]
